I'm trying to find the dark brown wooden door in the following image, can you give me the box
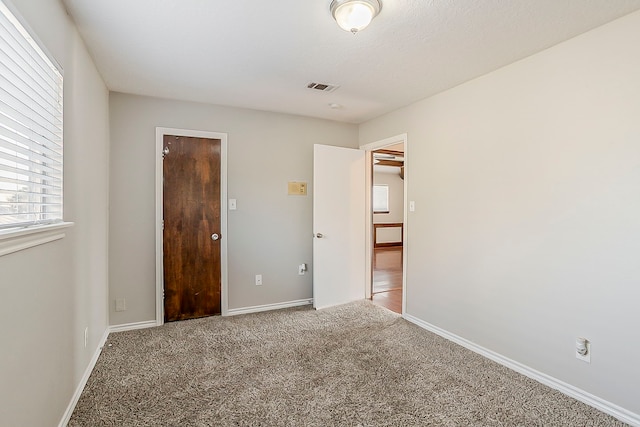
[163,135,221,321]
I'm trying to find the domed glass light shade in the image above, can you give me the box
[330,0,382,34]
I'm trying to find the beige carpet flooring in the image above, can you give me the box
[69,301,626,426]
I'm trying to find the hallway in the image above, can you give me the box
[371,247,402,314]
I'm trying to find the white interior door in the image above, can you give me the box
[313,144,366,309]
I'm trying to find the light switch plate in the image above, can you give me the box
[229,199,237,210]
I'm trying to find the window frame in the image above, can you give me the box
[0,0,72,256]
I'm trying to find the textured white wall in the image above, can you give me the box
[109,93,358,324]
[0,0,110,425]
[360,10,640,418]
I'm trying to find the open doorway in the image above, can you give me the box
[360,133,408,315]
[360,134,408,315]
[370,144,404,313]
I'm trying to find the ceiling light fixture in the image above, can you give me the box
[330,0,382,34]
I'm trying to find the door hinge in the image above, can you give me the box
[162,220,164,230]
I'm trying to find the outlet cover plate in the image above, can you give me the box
[576,342,591,363]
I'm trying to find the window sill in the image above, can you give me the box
[0,222,74,257]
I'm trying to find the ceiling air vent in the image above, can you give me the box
[307,82,340,93]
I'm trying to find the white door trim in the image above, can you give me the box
[155,127,229,325]
[360,133,408,315]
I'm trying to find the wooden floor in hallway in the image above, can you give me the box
[371,246,403,314]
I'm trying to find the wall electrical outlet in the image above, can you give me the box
[115,298,126,312]
[255,274,263,286]
[576,339,591,363]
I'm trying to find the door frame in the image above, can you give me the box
[155,127,229,325]
[360,133,408,315]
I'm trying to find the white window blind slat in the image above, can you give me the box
[0,160,62,180]
[0,41,61,106]
[0,215,61,228]
[0,74,61,131]
[0,135,63,169]
[0,32,59,95]
[2,204,62,211]
[0,179,62,195]
[0,203,62,212]
[0,56,61,116]
[0,88,62,144]
[0,124,63,159]
[0,190,61,202]
[0,172,63,191]
[0,8,59,88]
[0,0,63,231]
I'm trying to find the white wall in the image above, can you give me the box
[109,93,358,324]
[0,0,110,425]
[360,10,640,419]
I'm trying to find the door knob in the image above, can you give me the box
[211,233,220,241]
[315,233,323,238]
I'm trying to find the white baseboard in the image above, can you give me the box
[57,303,316,427]
[226,298,313,316]
[58,328,109,427]
[109,320,158,333]
[403,314,640,427]
[58,320,157,425]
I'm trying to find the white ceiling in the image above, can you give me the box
[62,0,640,124]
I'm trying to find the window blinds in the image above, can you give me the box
[0,1,63,230]
[373,184,389,213]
